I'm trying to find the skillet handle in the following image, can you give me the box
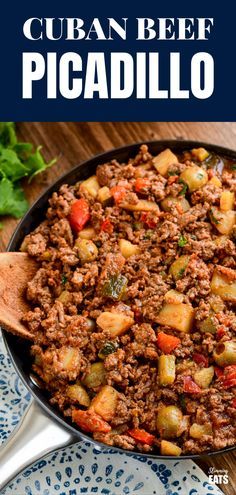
[0,399,78,491]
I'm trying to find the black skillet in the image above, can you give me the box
[1,140,235,490]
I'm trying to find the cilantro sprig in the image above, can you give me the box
[0,123,56,221]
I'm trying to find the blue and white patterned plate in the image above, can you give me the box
[0,333,223,495]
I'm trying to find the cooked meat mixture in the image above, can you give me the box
[20,145,236,456]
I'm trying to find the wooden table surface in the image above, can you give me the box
[0,122,235,494]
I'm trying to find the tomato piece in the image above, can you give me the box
[101,218,114,234]
[135,178,150,193]
[110,186,126,204]
[140,212,157,228]
[231,398,236,407]
[128,428,155,445]
[157,332,180,354]
[72,409,111,433]
[68,199,90,232]
[183,376,201,394]
[192,353,209,367]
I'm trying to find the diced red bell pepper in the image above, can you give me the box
[231,398,236,408]
[135,178,150,193]
[128,428,155,446]
[110,186,126,204]
[214,366,224,379]
[101,218,114,234]
[157,332,181,354]
[216,326,226,339]
[72,409,111,433]
[208,169,214,180]
[167,175,179,185]
[68,199,90,232]
[192,353,209,368]
[183,376,201,394]
[141,212,157,229]
[222,365,236,389]
[223,377,236,389]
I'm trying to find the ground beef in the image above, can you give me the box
[18,145,236,456]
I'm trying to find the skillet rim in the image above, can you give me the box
[2,138,236,460]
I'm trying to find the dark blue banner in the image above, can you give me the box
[0,0,234,121]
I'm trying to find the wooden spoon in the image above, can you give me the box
[0,252,38,340]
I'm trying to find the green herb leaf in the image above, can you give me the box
[25,146,57,182]
[178,235,188,247]
[0,123,57,227]
[168,170,179,177]
[178,179,188,196]
[0,148,29,182]
[0,177,29,218]
[61,275,67,285]
[0,122,17,147]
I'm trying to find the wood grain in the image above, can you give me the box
[0,122,235,494]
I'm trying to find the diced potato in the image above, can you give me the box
[119,239,140,259]
[76,238,98,263]
[190,423,212,439]
[80,175,100,198]
[194,366,214,389]
[213,341,236,366]
[214,235,228,247]
[122,199,158,212]
[67,383,90,407]
[198,315,217,334]
[153,149,178,177]
[58,290,71,304]
[211,269,236,302]
[97,311,134,337]
[191,147,209,162]
[59,347,80,371]
[159,355,176,386]
[169,255,190,281]
[82,362,107,388]
[161,196,190,213]
[210,207,235,235]
[208,176,222,188]
[157,406,183,438]
[209,295,225,313]
[97,186,112,204]
[220,191,235,212]
[164,290,184,304]
[90,385,118,421]
[160,440,182,456]
[78,227,96,240]
[180,166,208,192]
[156,303,195,333]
